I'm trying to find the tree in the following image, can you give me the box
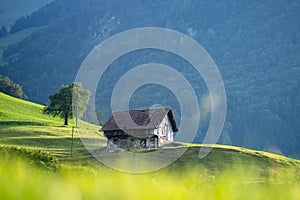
[0,75,27,99]
[43,82,91,125]
[0,26,8,38]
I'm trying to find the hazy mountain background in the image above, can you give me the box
[0,0,51,27]
[0,0,299,158]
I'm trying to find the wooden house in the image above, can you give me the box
[101,108,178,149]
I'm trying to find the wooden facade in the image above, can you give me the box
[101,108,178,150]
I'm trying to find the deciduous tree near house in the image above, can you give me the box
[43,82,91,125]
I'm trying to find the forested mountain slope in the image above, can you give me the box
[0,0,299,158]
[0,0,50,27]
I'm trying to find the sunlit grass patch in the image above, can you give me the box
[1,146,300,200]
[0,92,62,126]
[0,92,105,158]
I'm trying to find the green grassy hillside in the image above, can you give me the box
[0,91,299,169]
[0,92,300,199]
[0,91,61,125]
[0,92,105,157]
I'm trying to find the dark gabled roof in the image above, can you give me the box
[101,108,178,132]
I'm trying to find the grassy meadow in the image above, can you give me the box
[0,92,104,157]
[0,92,300,199]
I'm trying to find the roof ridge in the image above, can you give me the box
[153,109,170,129]
[101,107,178,132]
[111,107,170,114]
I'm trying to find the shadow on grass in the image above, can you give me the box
[0,121,46,126]
[3,136,105,150]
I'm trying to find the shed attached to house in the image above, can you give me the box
[101,108,178,149]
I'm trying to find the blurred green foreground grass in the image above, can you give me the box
[1,146,300,200]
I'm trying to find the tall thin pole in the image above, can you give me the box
[71,126,74,156]
[76,89,78,128]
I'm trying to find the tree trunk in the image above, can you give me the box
[64,113,68,125]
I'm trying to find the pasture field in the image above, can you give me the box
[0,92,300,199]
[0,92,104,157]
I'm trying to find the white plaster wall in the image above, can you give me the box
[155,114,174,145]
